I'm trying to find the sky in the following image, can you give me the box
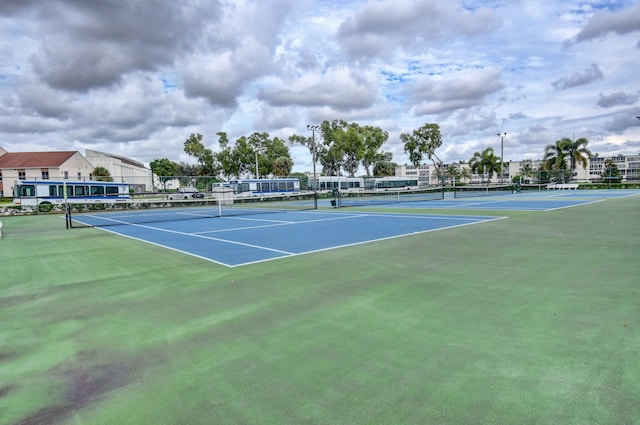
[1,0,640,174]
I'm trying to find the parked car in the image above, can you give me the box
[168,187,205,200]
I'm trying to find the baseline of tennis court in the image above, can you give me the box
[77,210,503,267]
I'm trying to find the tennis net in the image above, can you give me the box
[453,184,514,198]
[335,187,444,208]
[66,192,317,228]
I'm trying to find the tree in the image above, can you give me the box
[518,160,534,183]
[563,137,592,181]
[232,136,256,178]
[372,152,396,176]
[317,120,349,176]
[459,167,472,184]
[216,132,240,180]
[260,135,292,177]
[91,166,112,182]
[273,156,293,177]
[601,158,621,184]
[401,123,443,167]
[360,125,389,177]
[289,121,390,178]
[149,158,179,191]
[469,147,500,183]
[439,164,462,185]
[184,133,217,176]
[543,139,570,182]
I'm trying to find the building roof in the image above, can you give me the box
[85,149,146,168]
[0,151,78,168]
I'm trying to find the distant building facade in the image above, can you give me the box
[85,149,153,192]
[395,154,640,185]
[0,147,153,197]
[0,149,94,197]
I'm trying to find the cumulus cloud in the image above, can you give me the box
[183,37,276,107]
[597,91,639,108]
[403,67,504,115]
[551,63,603,91]
[257,67,378,112]
[29,1,218,91]
[567,3,640,45]
[337,0,498,60]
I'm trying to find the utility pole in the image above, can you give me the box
[497,132,507,183]
[307,124,321,209]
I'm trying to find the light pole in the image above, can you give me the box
[307,124,321,209]
[255,151,259,178]
[497,132,507,183]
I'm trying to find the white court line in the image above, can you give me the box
[194,214,365,235]
[233,216,507,268]
[544,198,607,211]
[85,210,507,268]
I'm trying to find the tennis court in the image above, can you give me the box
[69,208,503,267]
[345,188,640,211]
[1,189,639,425]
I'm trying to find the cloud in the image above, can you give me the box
[183,36,276,107]
[257,67,378,112]
[567,3,640,45]
[337,0,498,60]
[403,67,504,115]
[597,91,639,108]
[603,108,640,132]
[27,1,219,91]
[551,63,603,91]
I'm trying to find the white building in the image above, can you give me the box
[85,149,153,192]
[0,147,153,197]
[395,154,640,185]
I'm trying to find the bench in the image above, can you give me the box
[546,183,578,190]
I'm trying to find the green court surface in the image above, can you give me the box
[1,193,639,425]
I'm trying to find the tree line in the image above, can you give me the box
[150,120,409,182]
[149,120,607,187]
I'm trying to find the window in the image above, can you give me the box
[90,185,105,195]
[105,186,119,195]
[74,185,86,196]
[41,169,49,180]
[19,184,36,197]
[64,171,69,179]
[18,170,26,180]
[77,172,82,179]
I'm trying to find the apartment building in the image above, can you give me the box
[395,154,640,185]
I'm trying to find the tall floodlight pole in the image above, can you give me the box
[307,124,321,209]
[497,132,507,183]
[255,151,259,178]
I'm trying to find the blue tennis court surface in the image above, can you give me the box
[86,210,503,267]
[73,189,639,266]
[356,189,640,211]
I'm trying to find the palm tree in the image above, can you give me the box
[518,161,534,183]
[459,167,472,184]
[543,139,570,183]
[564,137,592,182]
[91,166,113,182]
[469,147,500,183]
